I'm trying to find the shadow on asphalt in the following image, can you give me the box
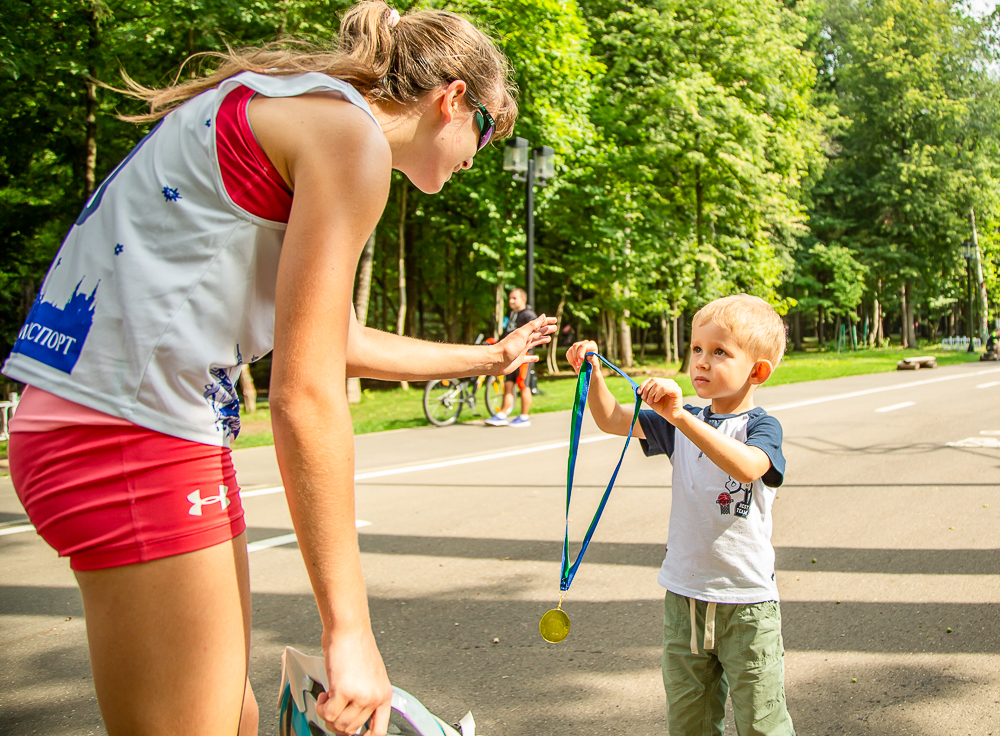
[2,576,997,736]
[0,511,30,525]
[254,527,1000,578]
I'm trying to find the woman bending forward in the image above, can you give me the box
[3,3,553,734]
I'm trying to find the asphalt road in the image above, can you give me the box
[2,360,999,735]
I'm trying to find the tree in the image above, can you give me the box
[807,0,1000,347]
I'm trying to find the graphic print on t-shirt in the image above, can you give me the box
[204,367,241,439]
[12,277,98,374]
[717,476,754,519]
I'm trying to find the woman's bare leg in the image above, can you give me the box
[76,533,258,736]
[240,679,260,736]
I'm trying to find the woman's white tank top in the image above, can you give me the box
[2,72,380,446]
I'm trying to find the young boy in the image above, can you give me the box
[567,294,793,736]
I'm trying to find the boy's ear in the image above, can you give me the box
[749,359,773,385]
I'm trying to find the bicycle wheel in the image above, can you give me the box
[423,379,464,426]
[483,374,505,415]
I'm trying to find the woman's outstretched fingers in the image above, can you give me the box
[525,315,556,350]
[534,314,558,335]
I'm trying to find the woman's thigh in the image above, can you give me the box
[76,533,253,736]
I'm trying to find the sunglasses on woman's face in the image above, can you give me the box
[465,90,495,151]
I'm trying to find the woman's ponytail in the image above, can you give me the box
[117,0,516,139]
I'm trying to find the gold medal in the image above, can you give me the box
[539,598,571,643]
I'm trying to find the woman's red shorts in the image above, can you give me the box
[9,425,245,571]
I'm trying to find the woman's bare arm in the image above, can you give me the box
[256,93,394,736]
[346,312,556,380]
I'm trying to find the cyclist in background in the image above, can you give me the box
[487,287,537,427]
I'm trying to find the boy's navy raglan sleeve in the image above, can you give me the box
[638,410,674,457]
[746,412,785,487]
[638,405,702,458]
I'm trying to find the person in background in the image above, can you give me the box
[487,287,537,427]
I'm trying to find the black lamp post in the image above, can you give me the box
[962,240,975,352]
[503,138,555,311]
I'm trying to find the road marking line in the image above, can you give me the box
[354,435,613,481]
[977,381,1000,389]
[239,435,617,498]
[947,437,1000,449]
[246,520,370,553]
[874,401,915,413]
[768,367,1000,412]
[240,486,284,498]
[246,533,297,552]
[0,523,35,537]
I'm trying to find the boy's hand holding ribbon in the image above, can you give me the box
[567,341,685,423]
[544,341,644,643]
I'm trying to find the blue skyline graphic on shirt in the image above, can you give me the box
[13,278,98,374]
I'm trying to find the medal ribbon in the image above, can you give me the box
[560,351,641,592]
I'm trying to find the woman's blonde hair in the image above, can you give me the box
[693,294,786,367]
[119,1,517,139]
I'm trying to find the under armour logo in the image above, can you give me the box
[187,485,231,516]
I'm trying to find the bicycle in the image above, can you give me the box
[423,335,505,427]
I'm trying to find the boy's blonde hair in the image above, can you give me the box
[692,294,786,367]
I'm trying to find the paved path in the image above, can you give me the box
[1,361,999,734]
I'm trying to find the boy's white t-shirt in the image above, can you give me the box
[638,406,786,604]
[2,72,381,447]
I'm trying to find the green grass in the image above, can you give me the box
[766,346,979,385]
[229,343,981,446]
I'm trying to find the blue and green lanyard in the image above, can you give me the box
[560,352,641,592]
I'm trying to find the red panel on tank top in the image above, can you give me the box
[216,85,293,223]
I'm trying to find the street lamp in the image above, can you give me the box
[962,240,975,352]
[503,138,556,312]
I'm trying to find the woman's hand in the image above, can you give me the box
[492,315,557,375]
[316,625,393,736]
[565,340,599,374]
[638,377,685,424]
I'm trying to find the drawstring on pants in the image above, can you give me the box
[688,597,717,654]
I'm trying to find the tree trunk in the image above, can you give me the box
[619,313,633,368]
[818,305,825,347]
[678,310,691,373]
[673,312,681,366]
[970,208,989,343]
[347,232,376,404]
[84,9,99,199]
[444,238,456,343]
[239,366,257,413]
[396,181,409,390]
[546,276,571,375]
[792,311,802,352]
[600,309,619,362]
[902,282,916,348]
[660,312,671,362]
[494,261,505,340]
[680,157,704,375]
[868,292,881,347]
